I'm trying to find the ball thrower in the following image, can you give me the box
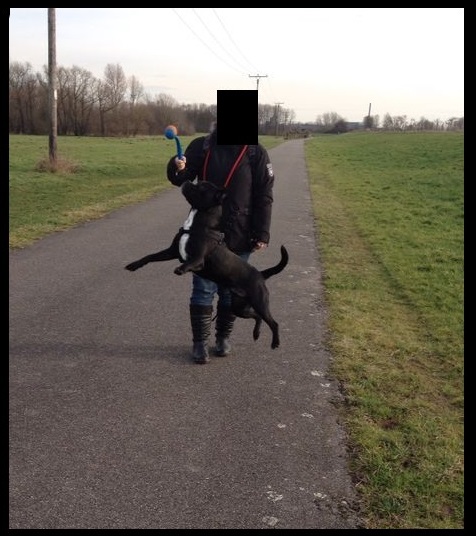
[164,125,183,160]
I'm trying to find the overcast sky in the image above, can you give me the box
[9,8,464,123]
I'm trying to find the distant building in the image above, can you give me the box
[345,122,364,131]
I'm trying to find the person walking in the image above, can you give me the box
[166,122,275,364]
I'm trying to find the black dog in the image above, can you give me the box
[125,181,289,349]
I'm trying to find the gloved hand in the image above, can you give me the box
[175,156,186,171]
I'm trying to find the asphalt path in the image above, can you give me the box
[9,139,362,529]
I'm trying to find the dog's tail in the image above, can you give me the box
[260,245,289,280]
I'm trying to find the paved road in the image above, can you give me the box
[9,139,362,529]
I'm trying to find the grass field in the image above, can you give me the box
[9,132,464,529]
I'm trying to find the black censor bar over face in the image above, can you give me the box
[217,90,258,145]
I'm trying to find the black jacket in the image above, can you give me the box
[166,131,274,254]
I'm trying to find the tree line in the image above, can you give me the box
[9,61,463,138]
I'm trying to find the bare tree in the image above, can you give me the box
[128,75,144,106]
[446,117,464,131]
[97,63,127,135]
[281,108,295,131]
[55,65,98,135]
[145,92,184,134]
[9,61,39,133]
[315,112,346,133]
[181,103,216,134]
[393,115,408,131]
[126,75,146,136]
[9,61,464,136]
[258,103,276,134]
[382,113,394,130]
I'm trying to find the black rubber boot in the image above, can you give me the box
[214,305,236,357]
[190,304,213,364]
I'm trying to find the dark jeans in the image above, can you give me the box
[190,251,251,307]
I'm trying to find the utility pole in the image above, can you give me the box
[48,8,58,167]
[249,74,268,91]
[366,102,372,129]
[274,102,283,136]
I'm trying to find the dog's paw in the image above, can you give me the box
[271,340,280,349]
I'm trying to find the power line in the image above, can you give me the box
[172,9,269,91]
[212,8,260,73]
[172,8,245,74]
[191,8,250,73]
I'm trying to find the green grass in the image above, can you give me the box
[306,131,463,529]
[9,134,282,249]
[9,132,464,529]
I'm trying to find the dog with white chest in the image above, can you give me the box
[125,181,288,349]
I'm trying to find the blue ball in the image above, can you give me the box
[164,126,176,139]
